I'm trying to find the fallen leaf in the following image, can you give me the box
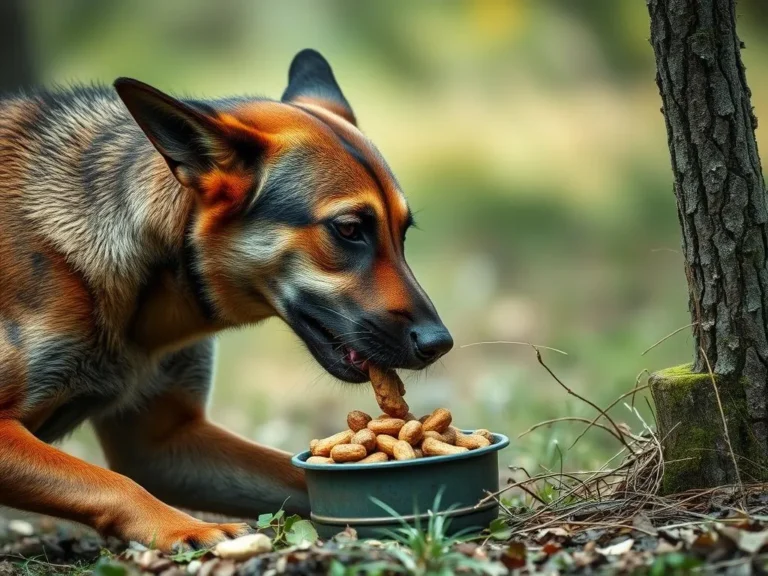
[738,530,768,554]
[501,542,527,570]
[718,527,768,554]
[596,538,634,556]
[632,513,657,535]
[333,526,357,543]
[535,527,569,543]
[655,540,680,554]
[572,550,598,568]
[542,542,562,555]
[488,517,512,541]
[285,519,318,546]
[690,532,717,552]
[691,530,734,562]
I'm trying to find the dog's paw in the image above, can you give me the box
[165,521,253,553]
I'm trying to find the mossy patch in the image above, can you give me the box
[651,364,768,493]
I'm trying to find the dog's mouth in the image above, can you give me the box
[294,312,371,383]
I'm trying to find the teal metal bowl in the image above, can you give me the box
[292,431,509,539]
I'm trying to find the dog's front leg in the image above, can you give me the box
[94,390,309,519]
[0,419,250,550]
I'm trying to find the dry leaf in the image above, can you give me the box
[596,538,634,556]
[655,540,680,554]
[501,542,527,570]
[718,527,768,555]
[535,527,569,543]
[632,513,657,535]
[572,550,598,568]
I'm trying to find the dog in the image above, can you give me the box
[0,49,452,550]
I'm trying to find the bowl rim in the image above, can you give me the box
[292,430,510,471]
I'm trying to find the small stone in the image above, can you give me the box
[213,533,272,561]
[211,560,236,576]
[198,560,220,576]
[8,520,33,537]
[187,559,203,574]
[137,549,162,569]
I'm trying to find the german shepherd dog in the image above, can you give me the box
[0,50,452,550]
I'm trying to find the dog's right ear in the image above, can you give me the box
[281,49,356,125]
[115,78,241,186]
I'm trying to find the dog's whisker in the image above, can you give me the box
[316,305,367,329]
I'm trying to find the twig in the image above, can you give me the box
[700,346,744,506]
[533,346,635,454]
[477,471,588,508]
[641,323,697,356]
[0,555,76,570]
[567,385,650,450]
[460,341,568,355]
[518,483,548,506]
[561,520,657,536]
[518,417,628,444]
[631,369,650,408]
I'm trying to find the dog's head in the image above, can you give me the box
[115,49,452,382]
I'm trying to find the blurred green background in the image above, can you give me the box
[8,0,768,478]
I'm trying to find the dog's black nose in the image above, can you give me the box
[411,324,454,362]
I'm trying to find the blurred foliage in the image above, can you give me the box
[10,0,768,476]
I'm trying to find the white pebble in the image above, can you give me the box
[187,559,202,574]
[8,520,34,536]
[213,533,272,561]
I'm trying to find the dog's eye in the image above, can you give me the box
[334,221,362,241]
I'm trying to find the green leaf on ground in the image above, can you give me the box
[488,518,512,541]
[286,519,318,545]
[168,548,208,563]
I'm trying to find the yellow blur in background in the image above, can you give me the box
[14,0,768,475]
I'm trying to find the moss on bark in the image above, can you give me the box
[651,365,768,494]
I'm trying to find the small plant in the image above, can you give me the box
[167,548,209,563]
[365,491,506,576]
[256,505,318,548]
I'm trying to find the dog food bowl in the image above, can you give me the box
[292,431,509,539]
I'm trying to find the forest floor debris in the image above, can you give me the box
[5,497,768,576]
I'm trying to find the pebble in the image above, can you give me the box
[213,533,272,561]
[8,520,33,537]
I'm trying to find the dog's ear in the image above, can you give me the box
[115,78,255,186]
[281,49,356,125]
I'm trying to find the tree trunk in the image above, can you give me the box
[647,0,768,492]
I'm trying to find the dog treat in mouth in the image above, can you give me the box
[307,405,495,464]
[368,365,410,418]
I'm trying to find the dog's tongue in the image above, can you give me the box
[346,348,369,372]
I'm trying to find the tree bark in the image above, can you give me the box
[647,0,768,491]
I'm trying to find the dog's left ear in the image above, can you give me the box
[115,77,266,214]
[281,49,356,125]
